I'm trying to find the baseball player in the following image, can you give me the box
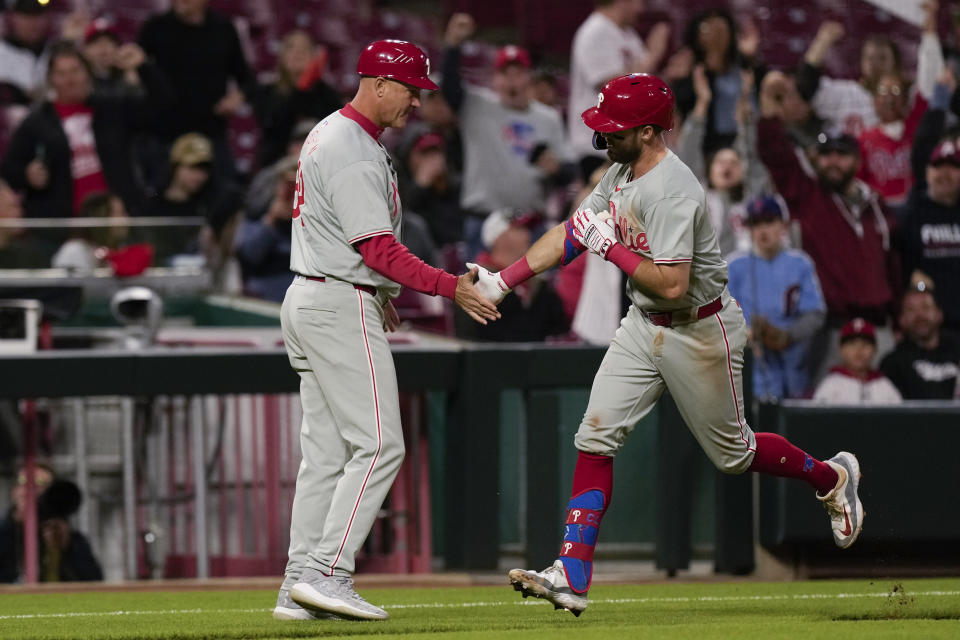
[275,40,499,622]
[469,74,864,616]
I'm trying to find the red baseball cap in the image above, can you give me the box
[840,317,876,344]
[581,73,675,133]
[411,131,445,153]
[929,138,960,166]
[84,17,120,44]
[494,45,531,71]
[356,40,439,91]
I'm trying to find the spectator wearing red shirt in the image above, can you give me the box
[857,74,927,208]
[0,41,168,218]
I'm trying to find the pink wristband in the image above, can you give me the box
[606,243,643,277]
[500,256,535,289]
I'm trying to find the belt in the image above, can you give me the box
[297,274,377,297]
[641,296,723,328]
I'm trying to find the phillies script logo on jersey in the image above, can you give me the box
[608,199,650,253]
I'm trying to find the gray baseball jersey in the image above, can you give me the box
[578,150,728,311]
[281,105,406,585]
[290,107,403,297]
[573,149,757,474]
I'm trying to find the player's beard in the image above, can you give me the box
[606,142,640,165]
[818,166,856,192]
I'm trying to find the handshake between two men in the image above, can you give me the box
[466,208,620,306]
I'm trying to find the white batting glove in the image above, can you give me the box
[466,262,511,303]
[571,208,617,259]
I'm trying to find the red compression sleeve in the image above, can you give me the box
[355,234,458,299]
[500,256,535,289]
[605,243,643,278]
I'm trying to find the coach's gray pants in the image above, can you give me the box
[280,276,404,587]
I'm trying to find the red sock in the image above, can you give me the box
[748,433,838,495]
[571,450,613,497]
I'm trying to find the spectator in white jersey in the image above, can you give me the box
[567,0,670,181]
[441,13,575,260]
[813,318,903,405]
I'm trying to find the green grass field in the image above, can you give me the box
[2,578,960,639]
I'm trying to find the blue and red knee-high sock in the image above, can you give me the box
[748,432,839,495]
[557,451,613,594]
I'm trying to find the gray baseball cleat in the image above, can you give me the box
[817,451,864,549]
[508,560,588,616]
[272,589,340,621]
[290,569,389,621]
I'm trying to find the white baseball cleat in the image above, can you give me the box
[817,451,864,549]
[272,589,340,620]
[508,560,588,616]
[291,569,388,621]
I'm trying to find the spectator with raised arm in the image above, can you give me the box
[856,73,928,210]
[567,0,671,180]
[672,8,764,156]
[799,2,943,137]
[899,68,960,332]
[727,196,826,400]
[678,65,769,257]
[881,282,959,400]
[757,70,901,380]
[139,0,255,183]
[0,41,168,218]
[442,13,575,260]
[396,126,466,252]
[855,6,943,209]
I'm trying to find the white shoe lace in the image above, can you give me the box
[543,560,567,585]
[334,576,378,607]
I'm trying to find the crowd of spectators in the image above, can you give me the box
[0,0,958,401]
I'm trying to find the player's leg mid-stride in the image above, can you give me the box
[499,70,863,616]
[510,439,864,616]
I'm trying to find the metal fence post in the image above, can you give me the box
[121,397,137,579]
[191,396,209,578]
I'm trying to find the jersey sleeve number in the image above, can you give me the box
[292,161,305,227]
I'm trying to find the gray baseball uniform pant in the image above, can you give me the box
[280,276,404,587]
[575,291,757,474]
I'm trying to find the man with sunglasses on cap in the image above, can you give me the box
[758,71,901,381]
[469,73,865,616]
[275,39,499,622]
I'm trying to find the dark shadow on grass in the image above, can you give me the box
[833,613,960,621]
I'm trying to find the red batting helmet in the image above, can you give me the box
[356,40,439,91]
[581,73,675,134]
